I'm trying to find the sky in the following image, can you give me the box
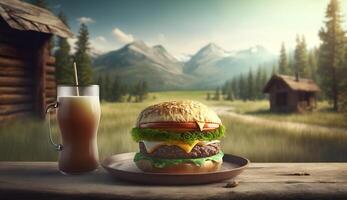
[44,0,347,58]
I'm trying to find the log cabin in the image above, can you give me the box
[0,0,72,121]
[263,74,320,113]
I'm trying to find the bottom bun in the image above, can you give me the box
[135,159,222,173]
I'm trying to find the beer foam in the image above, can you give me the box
[57,96,100,118]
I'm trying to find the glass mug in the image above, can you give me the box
[46,85,101,174]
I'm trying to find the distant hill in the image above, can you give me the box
[93,41,276,90]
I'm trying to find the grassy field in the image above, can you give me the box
[230,100,347,129]
[1,91,347,162]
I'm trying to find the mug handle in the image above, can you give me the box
[45,102,63,151]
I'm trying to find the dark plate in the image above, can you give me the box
[102,152,249,185]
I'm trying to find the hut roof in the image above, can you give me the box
[0,0,73,38]
[263,74,320,93]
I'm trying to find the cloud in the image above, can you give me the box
[66,35,117,55]
[90,36,115,53]
[112,28,134,44]
[77,17,95,25]
[94,36,107,43]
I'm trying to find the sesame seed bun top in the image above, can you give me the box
[136,100,221,127]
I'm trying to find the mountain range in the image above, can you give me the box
[93,41,276,90]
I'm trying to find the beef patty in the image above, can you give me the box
[139,142,220,159]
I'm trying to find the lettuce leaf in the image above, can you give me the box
[134,151,224,168]
[131,125,225,144]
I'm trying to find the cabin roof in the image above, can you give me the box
[263,74,320,93]
[0,0,73,38]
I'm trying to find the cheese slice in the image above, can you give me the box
[142,140,220,154]
[197,140,220,146]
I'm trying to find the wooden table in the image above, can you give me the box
[0,162,346,200]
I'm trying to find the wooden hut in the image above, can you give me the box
[263,74,320,113]
[0,0,73,121]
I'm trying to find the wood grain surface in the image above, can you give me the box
[0,162,346,200]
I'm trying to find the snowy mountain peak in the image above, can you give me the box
[125,40,152,54]
[204,42,220,49]
[198,43,226,57]
[186,43,227,66]
[126,40,149,52]
[152,45,177,62]
[128,40,147,47]
[153,44,165,51]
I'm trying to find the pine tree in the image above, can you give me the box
[294,35,309,78]
[288,52,295,75]
[55,12,73,85]
[214,87,221,101]
[308,49,318,81]
[133,83,140,102]
[294,35,301,75]
[231,78,238,99]
[222,81,229,95]
[223,81,232,100]
[255,67,262,99]
[226,89,234,101]
[133,80,148,102]
[110,77,122,102]
[247,69,254,100]
[238,74,246,101]
[74,23,93,85]
[300,36,310,77]
[104,74,111,101]
[260,67,269,99]
[120,84,128,96]
[139,80,148,102]
[222,81,228,99]
[278,42,290,75]
[318,0,345,111]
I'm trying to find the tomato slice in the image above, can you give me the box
[138,122,220,131]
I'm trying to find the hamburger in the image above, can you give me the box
[131,100,225,173]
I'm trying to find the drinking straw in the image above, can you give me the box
[73,62,80,96]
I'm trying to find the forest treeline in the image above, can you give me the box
[219,0,347,111]
[96,75,148,103]
[217,36,318,102]
[220,65,269,101]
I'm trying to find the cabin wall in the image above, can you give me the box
[269,86,317,113]
[268,80,297,112]
[288,92,299,111]
[0,21,56,122]
[33,34,57,118]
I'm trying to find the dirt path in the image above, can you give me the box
[212,106,347,135]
